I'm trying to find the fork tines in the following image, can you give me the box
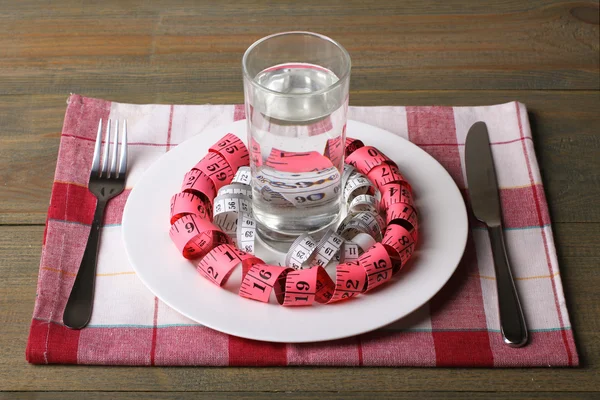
[91,119,128,179]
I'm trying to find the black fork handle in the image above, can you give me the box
[63,198,107,329]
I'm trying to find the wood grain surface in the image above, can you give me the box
[0,0,598,398]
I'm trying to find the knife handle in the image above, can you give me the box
[488,225,528,347]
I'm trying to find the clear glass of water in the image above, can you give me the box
[242,31,351,244]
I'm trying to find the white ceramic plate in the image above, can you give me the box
[122,120,468,343]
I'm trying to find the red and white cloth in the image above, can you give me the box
[26,94,578,366]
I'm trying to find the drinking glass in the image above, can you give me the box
[242,31,351,243]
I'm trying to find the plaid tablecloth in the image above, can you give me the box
[26,94,578,366]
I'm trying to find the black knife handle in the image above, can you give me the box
[488,225,528,347]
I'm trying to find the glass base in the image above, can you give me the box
[256,215,340,253]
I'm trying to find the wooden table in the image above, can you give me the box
[1,1,598,398]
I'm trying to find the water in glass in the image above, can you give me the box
[248,62,348,240]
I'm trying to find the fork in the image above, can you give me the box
[63,119,128,329]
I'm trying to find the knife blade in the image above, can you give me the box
[465,121,528,348]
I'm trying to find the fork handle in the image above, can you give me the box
[488,224,528,347]
[63,198,107,329]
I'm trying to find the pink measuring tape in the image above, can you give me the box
[168,132,419,307]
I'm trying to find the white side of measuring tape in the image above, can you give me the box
[212,169,257,252]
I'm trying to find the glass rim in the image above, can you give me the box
[242,31,351,98]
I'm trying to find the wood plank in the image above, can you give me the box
[0,0,586,16]
[0,91,598,224]
[0,225,597,392]
[0,0,597,92]
[0,392,596,399]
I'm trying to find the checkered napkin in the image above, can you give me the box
[26,94,578,366]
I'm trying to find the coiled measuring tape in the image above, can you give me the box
[168,132,419,307]
[212,166,256,253]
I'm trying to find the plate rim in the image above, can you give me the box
[122,119,468,343]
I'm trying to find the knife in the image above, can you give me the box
[465,121,528,347]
